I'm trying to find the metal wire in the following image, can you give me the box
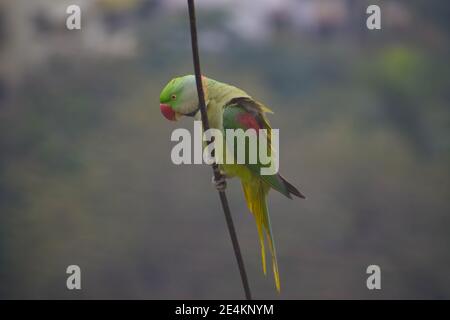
[187,0,252,300]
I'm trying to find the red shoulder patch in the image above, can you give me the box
[236,113,260,131]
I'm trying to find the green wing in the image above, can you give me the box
[222,97,304,199]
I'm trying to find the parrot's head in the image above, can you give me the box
[159,75,202,121]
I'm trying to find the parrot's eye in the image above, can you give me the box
[171,94,177,100]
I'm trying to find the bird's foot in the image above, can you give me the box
[212,174,227,192]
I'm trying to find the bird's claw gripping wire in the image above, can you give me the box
[212,173,227,191]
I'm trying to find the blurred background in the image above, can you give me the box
[0,0,449,299]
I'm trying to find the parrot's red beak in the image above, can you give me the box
[160,103,176,121]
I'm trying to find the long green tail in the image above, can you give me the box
[242,180,280,292]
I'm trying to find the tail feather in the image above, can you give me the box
[243,184,267,275]
[242,180,281,292]
[280,175,306,199]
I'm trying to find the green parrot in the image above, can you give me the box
[159,75,305,292]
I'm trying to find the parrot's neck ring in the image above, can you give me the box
[184,106,200,117]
